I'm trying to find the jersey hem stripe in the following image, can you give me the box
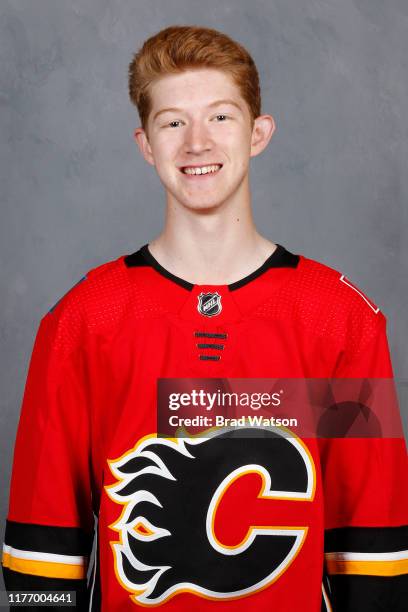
[2,553,87,579]
[326,558,408,576]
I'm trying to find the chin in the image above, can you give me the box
[174,186,237,212]
[179,196,226,213]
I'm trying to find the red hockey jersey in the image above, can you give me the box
[2,244,408,611]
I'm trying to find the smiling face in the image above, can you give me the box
[134,68,275,212]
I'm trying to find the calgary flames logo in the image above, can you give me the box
[106,428,315,606]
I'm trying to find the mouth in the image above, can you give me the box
[179,164,223,177]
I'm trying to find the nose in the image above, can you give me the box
[183,120,212,156]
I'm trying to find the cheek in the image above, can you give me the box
[151,134,181,167]
[228,136,252,169]
[217,125,252,152]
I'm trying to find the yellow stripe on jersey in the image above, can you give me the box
[2,546,87,580]
[325,550,408,577]
[2,552,86,579]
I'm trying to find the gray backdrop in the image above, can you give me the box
[1,0,407,592]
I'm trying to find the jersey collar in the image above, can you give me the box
[124,243,299,291]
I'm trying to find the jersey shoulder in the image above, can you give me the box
[255,252,386,356]
[42,253,165,350]
[46,255,125,316]
[296,254,385,352]
[297,254,382,315]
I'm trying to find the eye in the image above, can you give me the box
[168,120,182,128]
[214,114,228,122]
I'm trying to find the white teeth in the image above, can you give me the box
[183,164,221,175]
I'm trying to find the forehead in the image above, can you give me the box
[149,68,245,111]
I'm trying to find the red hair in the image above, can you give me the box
[128,25,261,130]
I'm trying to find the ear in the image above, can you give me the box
[134,127,155,166]
[250,115,276,158]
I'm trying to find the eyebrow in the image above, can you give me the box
[152,99,243,122]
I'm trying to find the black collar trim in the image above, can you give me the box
[126,244,194,291]
[124,244,299,291]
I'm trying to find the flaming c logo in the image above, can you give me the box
[106,427,315,606]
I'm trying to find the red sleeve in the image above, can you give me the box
[319,313,408,611]
[2,298,95,607]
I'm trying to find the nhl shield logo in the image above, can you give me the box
[197,292,222,317]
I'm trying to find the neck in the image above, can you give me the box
[148,181,276,285]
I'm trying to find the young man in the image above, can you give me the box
[2,25,408,611]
